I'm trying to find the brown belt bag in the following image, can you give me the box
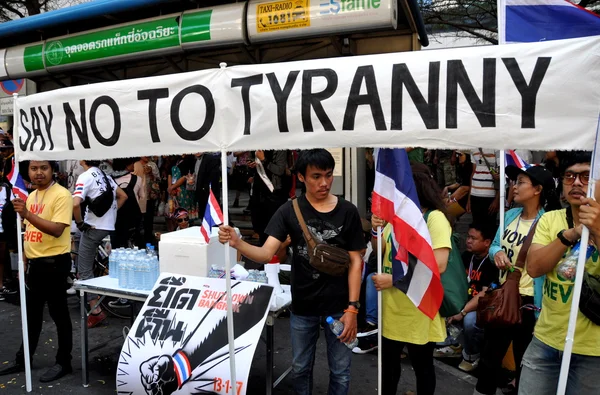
[477,220,538,328]
[292,199,350,277]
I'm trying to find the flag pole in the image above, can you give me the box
[498,0,507,45]
[220,149,237,395]
[499,150,506,240]
[377,224,383,394]
[13,93,32,392]
[557,116,600,394]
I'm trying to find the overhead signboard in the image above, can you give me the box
[248,0,397,43]
[2,4,246,79]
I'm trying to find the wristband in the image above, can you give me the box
[343,309,359,315]
[557,230,576,247]
[371,229,379,237]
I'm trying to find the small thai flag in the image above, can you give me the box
[200,188,224,244]
[505,150,532,170]
[7,158,28,200]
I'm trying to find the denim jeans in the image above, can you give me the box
[365,273,377,325]
[290,312,352,395]
[519,336,600,395]
[462,311,483,361]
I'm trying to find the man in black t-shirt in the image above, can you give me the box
[219,149,365,395]
[436,223,498,372]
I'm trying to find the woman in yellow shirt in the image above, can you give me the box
[372,162,451,395]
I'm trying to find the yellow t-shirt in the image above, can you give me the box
[532,209,600,356]
[499,216,535,296]
[24,183,73,259]
[382,210,450,344]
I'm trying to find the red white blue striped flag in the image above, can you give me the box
[201,188,224,244]
[7,158,28,200]
[371,148,443,319]
[505,150,532,170]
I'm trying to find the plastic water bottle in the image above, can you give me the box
[109,250,117,278]
[128,255,138,289]
[118,253,128,288]
[326,316,359,349]
[152,253,160,285]
[556,242,595,281]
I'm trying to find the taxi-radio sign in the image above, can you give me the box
[256,0,310,33]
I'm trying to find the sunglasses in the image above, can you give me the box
[176,217,190,223]
[562,171,590,186]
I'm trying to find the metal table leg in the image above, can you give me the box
[80,290,89,387]
[266,314,274,395]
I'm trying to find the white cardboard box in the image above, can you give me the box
[158,226,237,277]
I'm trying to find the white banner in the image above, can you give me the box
[15,36,600,161]
[117,273,273,395]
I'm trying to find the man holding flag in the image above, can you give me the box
[519,151,600,394]
[0,160,74,383]
[219,149,365,395]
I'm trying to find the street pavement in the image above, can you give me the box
[0,296,479,394]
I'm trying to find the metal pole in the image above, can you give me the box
[13,93,32,392]
[221,150,237,395]
[377,225,383,394]
[499,150,506,238]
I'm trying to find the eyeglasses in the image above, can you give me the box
[563,171,590,186]
[176,217,190,224]
[515,180,532,187]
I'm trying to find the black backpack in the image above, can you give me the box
[86,169,114,217]
[115,174,141,229]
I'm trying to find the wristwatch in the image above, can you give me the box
[557,230,576,247]
[460,310,467,317]
[348,301,360,309]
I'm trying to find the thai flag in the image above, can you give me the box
[7,158,28,200]
[200,188,224,244]
[371,149,443,319]
[501,0,600,43]
[506,150,532,170]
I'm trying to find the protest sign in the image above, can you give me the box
[117,273,273,395]
[14,36,600,161]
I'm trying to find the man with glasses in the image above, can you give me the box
[519,151,600,395]
[174,208,191,230]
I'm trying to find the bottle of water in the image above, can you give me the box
[109,249,117,278]
[145,243,151,255]
[118,252,128,288]
[129,254,138,290]
[556,242,595,281]
[151,253,160,285]
[326,317,359,349]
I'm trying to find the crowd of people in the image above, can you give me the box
[0,138,597,395]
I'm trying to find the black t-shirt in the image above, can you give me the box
[462,251,499,300]
[265,195,366,316]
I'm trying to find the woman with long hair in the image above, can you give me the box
[371,161,452,395]
[475,165,560,395]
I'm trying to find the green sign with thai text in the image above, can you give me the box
[181,10,212,44]
[44,16,181,67]
[24,44,44,72]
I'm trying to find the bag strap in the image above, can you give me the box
[515,220,539,269]
[478,148,496,173]
[292,198,317,251]
[98,168,113,193]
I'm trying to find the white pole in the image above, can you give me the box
[498,0,507,45]
[557,119,600,394]
[13,93,32,392]
[220,150,237,395]
[344,148,351,202]
[499,150,506,238]
[376,225,383,394]
[351,148,358,205]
